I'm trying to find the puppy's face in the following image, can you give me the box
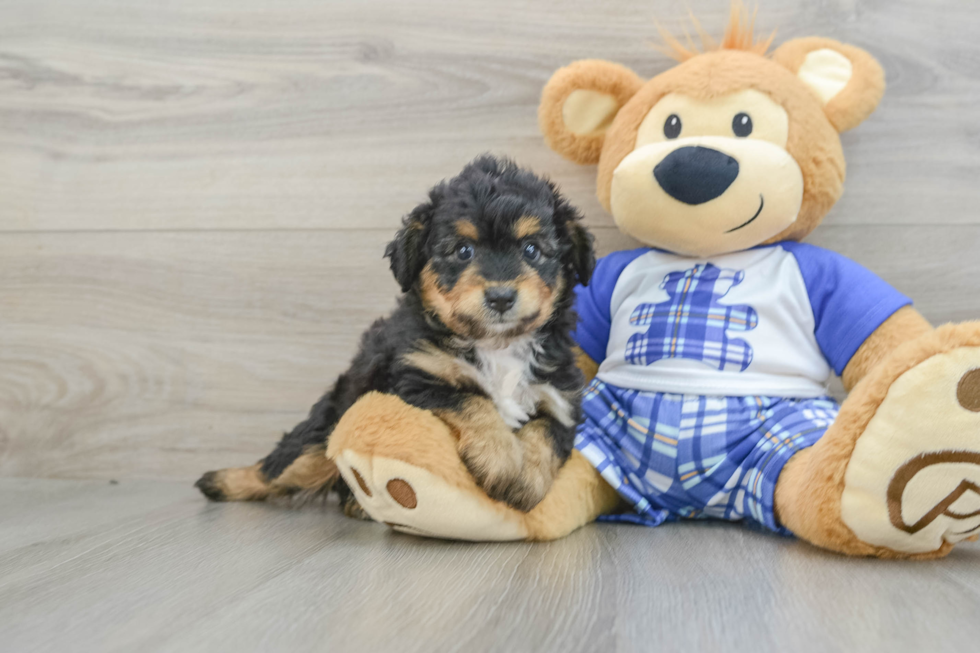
[386,157,594,341]
[421,212,563,339]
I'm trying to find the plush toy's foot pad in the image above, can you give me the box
[326,392,530,541]
[333,449,529,541]
[841,341,980,554]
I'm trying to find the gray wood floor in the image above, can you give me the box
[0,478,978,653]
[2,1,980,651]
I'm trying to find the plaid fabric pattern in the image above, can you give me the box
[575,378,839,533]
[625,263,759,372]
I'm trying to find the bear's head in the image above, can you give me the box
[539,7,884,258]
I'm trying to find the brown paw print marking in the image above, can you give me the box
[386,478,417,509]
[887,451,980,534]
[350,468,372,496]
[958,368,980,412]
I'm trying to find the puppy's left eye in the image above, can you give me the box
[456,244,474,261]
[522,242,541,262]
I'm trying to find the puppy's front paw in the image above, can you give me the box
[342,495,373,521]
[457,437,533,511]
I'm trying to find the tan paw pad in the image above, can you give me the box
[385,479,417,509]
[957,368,980,412]
[842,347,980,553]
[331,449,529,541]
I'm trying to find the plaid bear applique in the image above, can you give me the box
[625,263,759,372]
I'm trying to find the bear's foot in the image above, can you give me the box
[841,331,980,554]
[326,392,621,542]
[777,322,980,558]
[328,393,531,541]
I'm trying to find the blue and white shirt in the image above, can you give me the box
[573,243,911,398]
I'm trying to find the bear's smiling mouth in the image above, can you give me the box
[724,194,765,233]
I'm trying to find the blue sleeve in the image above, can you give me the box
[571,247,649,364]
[782,242,912,376]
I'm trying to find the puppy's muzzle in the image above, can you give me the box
[654,146,739,205]
[484,287,517,314]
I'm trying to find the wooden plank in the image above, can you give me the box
[2,226,979,480]
[0,0,978,232]
[0,479,977,653]
[0,230,401,479]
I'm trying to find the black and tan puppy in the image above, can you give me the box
[196,155,595,514]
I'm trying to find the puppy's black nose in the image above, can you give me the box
[653,146,739,205]
[484,287,517,314]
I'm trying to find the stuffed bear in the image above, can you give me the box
[327,8,980,558]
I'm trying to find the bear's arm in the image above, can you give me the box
[782,242,914,382]
[840,305,933,391]
[571,247,651,369]
[574,346,600,383]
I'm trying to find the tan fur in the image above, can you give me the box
[514,215,542,239]
[205,446,340,502]
[574,346,600,383]
[206,464,272,501]
[420,264,558,340]
[523,450,623,540]
[327,393,478,491]
[841,306,933,392]
[593,49,847,246]
[401,342,475,388]
[455,219,479,240]
[440,397,573,511]
[539,59,644,165]
[420,264,488,336]
[514,419,564,509]
[274,446,340,493]
[771,36,886,133]
[542,18,885,246]
[434,397,526,500]
[515,270,561,333]
[775,322,980,558]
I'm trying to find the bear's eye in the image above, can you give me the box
[732,112,753,137]
[663,114,682,139]
[456,244,474,261]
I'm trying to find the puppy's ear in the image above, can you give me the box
[567,220,596,286]
[385,198,436,292]
[553,191,595,287]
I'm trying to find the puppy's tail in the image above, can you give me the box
[195,445,341,503]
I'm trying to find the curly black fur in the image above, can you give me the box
[197,155,595,511]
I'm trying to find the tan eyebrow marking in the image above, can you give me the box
[455,220,479,240]
[514,216,542,239]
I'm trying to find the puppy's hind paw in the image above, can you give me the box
[343,496,373,521]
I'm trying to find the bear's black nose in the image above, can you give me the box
[653,146,739,205]
[484,287,517,314]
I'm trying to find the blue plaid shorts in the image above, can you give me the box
[575,379,840,534]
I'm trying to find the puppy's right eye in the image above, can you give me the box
[456,244,474,261]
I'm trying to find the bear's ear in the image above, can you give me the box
[539,60,644,165]
[772,37,885,133]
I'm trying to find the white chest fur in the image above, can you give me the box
[473,339,539,429]
[470,338,575,430]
